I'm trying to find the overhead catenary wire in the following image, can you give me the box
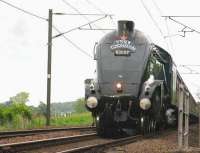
[151,0,163,15]
[178,65,200,75]
[163,16,200,36]
[52,15,108,38]
[85,0,116,26]
[141,0,172,54]
[62,0,91,21]
[169,17,200,34]
[62,0,106,33]
[0,0,92,58]
[56,0,111,58]
[85,0,105,14]
[179,65,200,66]
[78,27,114,31]
[151,0,174,52]
[140,0,165,38]
[52,25,93,59]
[0,0,109,59]
[54,13,113,16]
[144,1,200,78]
[179,65,200,73]
[163,16,200,18]
[179,65,198,73]
[0,0,47,21]
[180,73,200,75]
[164,17,175,51]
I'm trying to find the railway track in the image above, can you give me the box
[0,126,95,139]
[56,135,143,153]
[1,133,143,153]
[0,127,176,153]
[0,128,143,153]
[0,133,97,153]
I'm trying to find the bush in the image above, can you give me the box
[74,98,87,113]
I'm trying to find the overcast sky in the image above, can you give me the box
[0,0,200,106]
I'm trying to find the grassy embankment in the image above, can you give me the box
[0,112,93,131]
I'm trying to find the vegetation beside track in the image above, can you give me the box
[29,112,93,128]
[0,112,93,131]
[0,92,93,131]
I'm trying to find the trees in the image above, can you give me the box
[0,91,91,129]
[10,92,29,104]
[0,92,32,128]
[10,102,32,120]
[74,98,87,113]
[0,104,5,124]
[9,92,32,120]
[38,101,47,117]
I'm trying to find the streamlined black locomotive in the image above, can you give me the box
[85,20,197,136]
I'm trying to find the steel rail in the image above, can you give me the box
[57,130,174,153]
[0,133,97,152]
[0,126,95,139]
[56,135,143,153]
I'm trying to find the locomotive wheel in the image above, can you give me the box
[141,115,158,134]
[96,116,105,136]
[151,90,162,130]
[96,106,115,137]
[141,115,150,135]
[152,91,161,119]
[149,119,157,133]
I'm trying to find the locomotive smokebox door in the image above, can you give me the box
[118,20,134,38]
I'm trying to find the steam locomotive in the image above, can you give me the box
[84,20,198,136]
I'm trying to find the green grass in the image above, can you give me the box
[0,112,93,131]
[51,112,93,126]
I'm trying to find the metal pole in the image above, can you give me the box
[199,104,200,147]
[184,92,189,150]
[178,84,184,150]
[46,9,53,126]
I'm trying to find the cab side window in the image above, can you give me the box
[144,53,165,80]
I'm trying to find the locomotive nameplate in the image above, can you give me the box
[110,40,136,56]
[113,50,132,56]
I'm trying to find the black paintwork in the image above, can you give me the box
[85,20,198,136]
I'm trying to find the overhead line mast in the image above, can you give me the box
[46,9,53,126]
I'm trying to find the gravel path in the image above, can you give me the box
[106,125,200,153]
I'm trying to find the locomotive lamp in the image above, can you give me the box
[116,82,122,89]
[116,82,123,92]
[86,97,98,109]
[140,98,151,110]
